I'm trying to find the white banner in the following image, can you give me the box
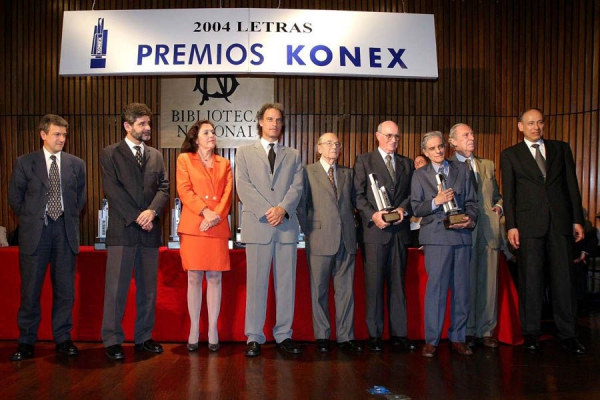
[60,8,438,78]
[160,76,273,148]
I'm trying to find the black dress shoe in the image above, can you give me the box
[276,338,303,354]
[134,339,163,354]
[106,344,125,360]
[465,335,476,348]
[56,340,78,356]
[244,341,261,357]
[523,335,540,351]
[338,340,363,353]
[187,343,199,352]
[367,337,383,352]
[316,339,330,353]
[390,336,417,351]
[561,338,586,354]
[10,343,34,361]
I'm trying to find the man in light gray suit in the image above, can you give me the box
[298,133,362,353]
[411,131,478,358]
[449,123,503,348]
[235,103,304,357]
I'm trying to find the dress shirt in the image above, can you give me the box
[523,138,546,159]
[260,137,278,155]
[377,147,395,171]
[319,158,337,186]
[124,136,145,156]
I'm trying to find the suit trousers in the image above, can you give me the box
[307,241,356,342]
[519,230,577,340]
[101,245,159,346]
[18,215,76,345]
[245,241,297,344]
[362,235,408,338]
[466,230,499,338]
[424,244,471,345]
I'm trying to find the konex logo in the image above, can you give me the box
[90,18,108,68]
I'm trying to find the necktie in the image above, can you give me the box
[466,158,478,192]
[385,154,395,183]
[531,144,546,179]
[47,155,62,220]
[438,165,446,179]
[134,145,143,167]
[328,166,338,199]
[268,143,276,174]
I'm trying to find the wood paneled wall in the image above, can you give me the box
[1,0,598,246]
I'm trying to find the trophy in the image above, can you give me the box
[95,199,109,250]
[168,198,182,249]
[368,174,400,223]
[435,173,467,228]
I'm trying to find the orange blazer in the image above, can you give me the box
[176,152,233,238]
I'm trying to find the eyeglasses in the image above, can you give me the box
[319,141,342,148]
[380,133,401,141]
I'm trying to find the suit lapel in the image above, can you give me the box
[191,152,216,193]
[60,153,73,192]
[517,141,545,182]
[34,150,50,189]
[544,140,557,175]
[273,144,287,177]
[336,166,346,197]
[446,159,460,189]
[253,141,271,173]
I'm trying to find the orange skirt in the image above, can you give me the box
[179,234,231,271]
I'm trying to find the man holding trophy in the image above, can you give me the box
[354,121,416,352]
[410,131,478,358]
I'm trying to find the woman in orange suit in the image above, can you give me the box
[177,119,233,352]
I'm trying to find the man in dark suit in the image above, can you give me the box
[235,103,304,357]
[100,103,170,361]
[500,108,586,354]
[449,123,503,348]
[8,114,86,361]
[298,132,362,353]
[411,131,478,358]
[353,120,416,352]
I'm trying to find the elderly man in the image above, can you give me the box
[449,123,503,348]
[236,102,304,357]
[411,131,478,358]
[298,133,362,353]
[500,108,586,354]
[354,121,415,352]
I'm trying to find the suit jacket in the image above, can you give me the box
[410,160,478,246]
[450,155,503,248]
[500,140,583,238]
[8,150,86,255]
[297,162,357,256]
[235,141,303,244]
[353,150,413,244]
[101,141,169,247]
[176,152,232,238]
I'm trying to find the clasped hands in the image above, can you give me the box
[136,209,155,232]
[200,208,221,232]
[265,206,287,227]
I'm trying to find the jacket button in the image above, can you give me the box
[213,196,217,200]
[271,188,274,191]
[205,195,209,199]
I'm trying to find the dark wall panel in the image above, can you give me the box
[1,0,598,245]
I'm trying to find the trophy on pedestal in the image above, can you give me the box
[168,198,182,249]
[368,173,400,223]
[436,173,467,229]
[95,199,108,250]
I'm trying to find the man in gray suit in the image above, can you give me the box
[354,120,416,352]
[100,103,169,361]
[449,123,503,348]
[298,133,362,353]
[236,102,304,356]
[8,114,86,361]
[411,131,478,358]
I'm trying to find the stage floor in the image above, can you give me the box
[1,310,598,400]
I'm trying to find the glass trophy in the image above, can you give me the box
[95,199,108,250]
[368,173,400,223]
[435,173,467,228]
[168,198,182,249]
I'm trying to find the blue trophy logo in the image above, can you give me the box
[90,18,108,68]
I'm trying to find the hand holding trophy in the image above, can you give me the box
[435,173,468,229]
[368,173,400,223]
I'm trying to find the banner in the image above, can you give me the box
[160,76,273,148]
[60,8,438,78]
